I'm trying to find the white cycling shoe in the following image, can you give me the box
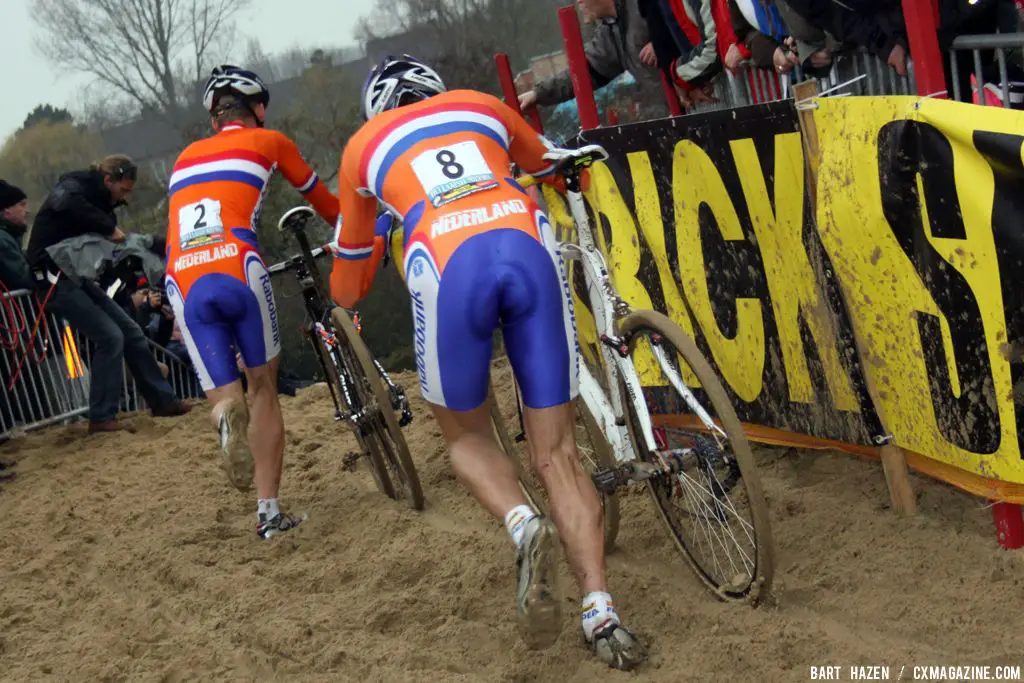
[215,398,254,491]
[587,620,648,671]
[515,516,563,649]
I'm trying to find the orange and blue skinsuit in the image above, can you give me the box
[165,123,339,391]
[329,89,579,412]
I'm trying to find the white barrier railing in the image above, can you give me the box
[1,287,203,439]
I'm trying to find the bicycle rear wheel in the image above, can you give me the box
[617,310,774,604]
[312,330,394,498]
[331,308,425,510]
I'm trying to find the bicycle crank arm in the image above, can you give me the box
[590,462,663,494]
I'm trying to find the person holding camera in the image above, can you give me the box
[26,155,191,434]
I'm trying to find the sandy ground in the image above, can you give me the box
[1,358,1022,683]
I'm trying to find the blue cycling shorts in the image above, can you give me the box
[404,211,580,411]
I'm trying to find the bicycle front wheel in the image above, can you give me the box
[313,330,394,499]
[331,308,425,510]
[617,309,774,604]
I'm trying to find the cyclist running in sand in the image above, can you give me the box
[164,65,340,540]
[328,54,647,671]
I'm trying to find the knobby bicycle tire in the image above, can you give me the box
[331,308,425,511]
[617,309,774,605]
[313,328,395,499]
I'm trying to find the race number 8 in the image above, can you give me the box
[436,150,464,179]
[411,140,493,198]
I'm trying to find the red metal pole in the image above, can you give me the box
[992,502,1024,550]
[557,4,600,130]
[901,0,947,97]
[659,71,683,117]
[495,52,544,133]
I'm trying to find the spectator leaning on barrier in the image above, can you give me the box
[0,180,34,292]
[784,0,909,76]
[25,155,191,434]
[728,0,797,74]
[517,0,664,115]
[659,0,723,98]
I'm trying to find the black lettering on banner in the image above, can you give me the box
[569,102,881,445]
[973,131,1024,457]
[877,121,1000,453]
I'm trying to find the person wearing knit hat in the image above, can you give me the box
[0,179,28,222]
[0,179,34,292]
[0,179,35,455]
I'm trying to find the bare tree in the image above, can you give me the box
[355,0,563,91]
[33,0,252,125]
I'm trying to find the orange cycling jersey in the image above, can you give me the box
[166,124,338,293]
[328,89,561,309]
[163,123,339,392]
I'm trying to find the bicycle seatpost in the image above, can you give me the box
[293,225,330,298]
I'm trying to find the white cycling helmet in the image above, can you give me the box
[202,64,271,115]
[361,54,446,121]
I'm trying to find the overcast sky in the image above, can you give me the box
[0,0,377,140]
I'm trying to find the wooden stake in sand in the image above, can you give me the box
[880,445,918,517]
[792,78,917,518]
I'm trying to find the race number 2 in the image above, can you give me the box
[410,141,497,207]
[178,198,225,249]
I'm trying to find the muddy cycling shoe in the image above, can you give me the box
[257,511,307,540]
[587,622,648,671]
[515,516,563,649]
[216,398,254,491]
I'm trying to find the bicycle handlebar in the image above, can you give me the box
[517,144,609,189]
[267,243,331,275]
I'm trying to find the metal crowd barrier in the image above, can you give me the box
[686,48,917,115]
[1,288,203,439]
[948,33,1024,107]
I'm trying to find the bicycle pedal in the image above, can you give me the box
[626,462,661,482]
[342,452,360,471]
[591,468,621,494]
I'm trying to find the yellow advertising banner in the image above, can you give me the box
[813,96,1024,489]
[536,97,1024,500]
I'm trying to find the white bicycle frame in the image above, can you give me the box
[553,172,727,466]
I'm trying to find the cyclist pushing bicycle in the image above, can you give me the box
[164,64,340,540]
[328,54,646,670]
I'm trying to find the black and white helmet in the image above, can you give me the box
[361,54,446,121]
[202,64,271,114]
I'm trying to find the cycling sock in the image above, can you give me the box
[258,498,280,522]
[581,591,620,641]
[504,505,537,548]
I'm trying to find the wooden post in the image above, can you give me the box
[793,79,917,517]
[880,445,918,517]
[792,80,821,208]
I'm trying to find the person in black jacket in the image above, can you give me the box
[1,179,36,452]
[0,180,34,292]
[26,155,191,433]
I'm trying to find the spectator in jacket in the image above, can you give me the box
[25,155,190,433]
[0,180,33,292]
[637,0,720,108]
[784,0,908,76]
[0,180,59,437]
[660,0,724,95]
[518,0,666,117]
[728,0,793,72]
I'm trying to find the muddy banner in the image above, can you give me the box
[540,96,1024,494]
